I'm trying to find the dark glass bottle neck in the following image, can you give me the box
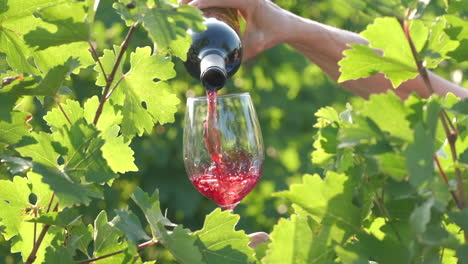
[200,53,227,91]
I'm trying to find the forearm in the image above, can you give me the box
[273,5,468,99]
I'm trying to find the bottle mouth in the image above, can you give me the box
[200,53,227,91]
[201,67,227,91]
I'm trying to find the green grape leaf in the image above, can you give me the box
[0,94,18,121]
[447,0,468,14]
[69,223,93,257]
[0,0,93,73]
[375,152,407,180]
[84,96,123,132]
[28,208,81,227]
[194,208,256,264]
[101,125,138,173]
[28,171,58,212]
[276,172,362,232]
[335,245,369,264]
[123,46,178,115]
[112,209,151,243]
[262,214,313,264]
[23,1,89,50]
[0,175,64,262]
[311,135,335,167]
[314,106,340,128]
[338,116,383,148]
[31,164,103,208]
[0,156,32,175]
[457,245,468,264]
[420,18,459,69]
[445,15,468,62]
[0,58,80,96]
[450,98,468,114]
[0,111,31,147]
[318,125,339,153]
[44,99,84,131]
[405,124,434,188]
[93,46,123,87]
[405,98,440,189]
[50,120,116,184]
[98,46,179,138]
[448,209,468,232]
[161,224,204,264]
[131,187,175,238]
[92,211,134,264]
[15,132,58,167]
[0,0,66,20]
[44,241,75,264]
[338,17,422,88]
[0,9,41,74]
[34,41,94,73]
[336,232,409,264]
[114,0,205,59]
[12,225,63,263]
[131,187,204,264]
[361,92,413,142]
[409,198,434,234]
[311,107,342,167]
[30,1,94,73]
[44,98,137,173]
[0,176,30,241]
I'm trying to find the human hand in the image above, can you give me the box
[248,232,269,248]
[178,0,289,60]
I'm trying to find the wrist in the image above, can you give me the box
[258,1,297,49]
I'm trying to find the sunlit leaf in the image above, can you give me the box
[194,208,256,264]
[338,17,425,87]
[92,211,134,264]
[97,46,179,138]
[131,187,204,264]
[114,0,205,59]
[262,214,313,264]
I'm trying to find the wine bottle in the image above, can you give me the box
[185,8,243,91]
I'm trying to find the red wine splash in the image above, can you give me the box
[190,90,261,210]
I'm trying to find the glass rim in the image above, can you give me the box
[187,92,251,102]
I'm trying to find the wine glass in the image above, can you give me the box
[183,92,264,210]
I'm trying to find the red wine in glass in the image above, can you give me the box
[184,92,264,210]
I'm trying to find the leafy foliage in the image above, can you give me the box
[1,0,468,263]
[194,209,256,264]
[95,46,180,138]
[114,0,205,59]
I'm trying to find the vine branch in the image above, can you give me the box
[25,203,59,264]
[434,154,463,209]
[440,113,467,208]
[54,97,72,126]
[88,40,108,83]
[399,14,467,209]
[76,239,158,264]
[46,193,56,213]
[105,75,125,100]
[400,18,434,95]
[373,190,403,244]
[93,20,141,126]
[33,207,38,248]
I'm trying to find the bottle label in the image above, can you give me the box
[202,8,240,34]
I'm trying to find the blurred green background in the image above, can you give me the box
[2,0,468,262]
